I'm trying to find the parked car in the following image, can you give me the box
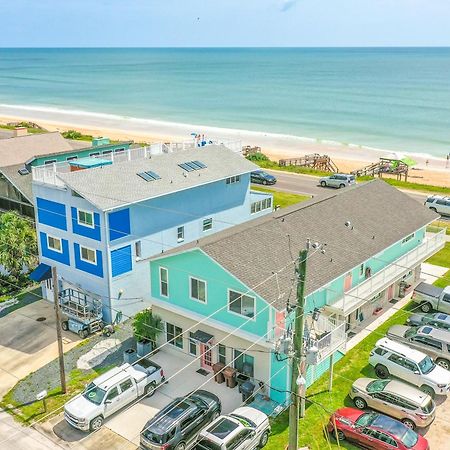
[64,359,165,431]
[193,406,270,450]
[140,390,221,450]
[411,282,450,314]
[369,337,450,398]
[387,324,450,369]
[319,173,355,189]
[349,378,435,429]
[424,195,450,216]
[250,170,277,185]
[407,312,450,331]
[327,407,429,450]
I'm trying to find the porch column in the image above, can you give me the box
[328,352,334,391]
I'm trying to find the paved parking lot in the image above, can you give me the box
[47,347,243,447]
[420,394,450,448]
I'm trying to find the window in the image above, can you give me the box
[44,159,57,165]
[189,332,197,356]
[250,198,272,214]
[402,233,414,244]
[80,246,96,264]
[359,264,364,276]
[190,277,207,302]
[233,350,254,377]
[177,226,184,242]
[218,344,226,365]
[66,156,78,161]
[160,267,169,297]
[47,235,62,253]
[135,241,142,259]
[89,152,100,157]
[106,387,119,401]
[226,175,240,184]
[119,379,133,393]
[413,336,442,350]
[228,290,255,318]
[102,150,112,155]
[203,218,213,231]
[166,323,183,349]
[77,209,94,228]
[374,347,388,356]
[114,148,125,153]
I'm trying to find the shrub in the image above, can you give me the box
[132,310,163,347]
[246,152,269,162]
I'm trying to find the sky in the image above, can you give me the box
[1,0,449,47]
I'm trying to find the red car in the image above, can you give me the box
[327,407,429,450]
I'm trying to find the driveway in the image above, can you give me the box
[421,394,450,447]
[0,299,80,398]
[47,347,243,448]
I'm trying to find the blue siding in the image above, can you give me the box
[111,245,132,277]
[71,207,101,241]
[37,198,67,230]
[109,209,131,241]
[74,243,104,278]
[40,232,70,265]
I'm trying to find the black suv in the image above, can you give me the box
[140,390,221,450]
[250,170,277,185]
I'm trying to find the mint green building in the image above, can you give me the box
[149,180,444,406]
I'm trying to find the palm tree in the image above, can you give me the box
[133,309,163,350]
[0,212,38,280]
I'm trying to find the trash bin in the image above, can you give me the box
[212,362,226,384]
[240,380,255,403]
[123,348,137,364]
[223,366,237,388]
[236,373,250,392]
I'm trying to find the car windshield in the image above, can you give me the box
[405,327,419,339]
[355,412,377,427]
[82,382,106,405]
[400,428,419,448]
[418,356,435,374]
[366,379,390,393]
[229,413,257,428]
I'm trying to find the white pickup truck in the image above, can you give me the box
[64,358,165,431]
[412,282,450,314]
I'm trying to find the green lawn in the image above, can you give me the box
[0,124,46,134]
[266,303,416,450]
[425,242,450,268]
[251,186,310,209]
[433,269,450,289]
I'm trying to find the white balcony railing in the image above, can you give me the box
[32,139,242,187]
[326,229,446,315]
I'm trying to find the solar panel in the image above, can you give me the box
[178,163,195,172]
[192,160,207,169]
[137,170,161,182]
[184,161,199,170]
[178,160,207,172]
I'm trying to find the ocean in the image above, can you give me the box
[0,47,449,158]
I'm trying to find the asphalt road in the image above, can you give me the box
[263,169,431,204]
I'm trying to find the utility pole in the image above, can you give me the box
[288,241,309,450]
[52,266,66,394]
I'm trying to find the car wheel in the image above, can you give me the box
[259,430,270,448]
[89,415,104,431]
[401,418,416,430]
[61,321,69,331]
[339,184,345,188]
[144,381,156,397]
[375,364,390,379]
[262,180,267,185]
[436,358,450,370]
[175,442,186,450]
[320,181,327,187]
[336,430,346,441]
[78,329,89,339]
[421,302,432,313]
[420,385,435,399]
[430,207,437,213]
[353,397,367,410]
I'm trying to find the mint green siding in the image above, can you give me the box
[150,249,274,337]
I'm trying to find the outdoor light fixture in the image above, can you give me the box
[296,375,306,387]
[118,289,124,300]
[312,308,321,321]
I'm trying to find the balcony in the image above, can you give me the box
[326,229,446,316]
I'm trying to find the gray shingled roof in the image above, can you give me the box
[0,164,33,202]
[156,180,438,311]
[0,132,73,167]
[57,145,258,211]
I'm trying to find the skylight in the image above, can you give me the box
[178,160,207,172]
[137,170,161,182]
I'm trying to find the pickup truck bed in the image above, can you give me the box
[415,282,443,299]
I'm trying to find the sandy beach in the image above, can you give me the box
[1,105,449,188]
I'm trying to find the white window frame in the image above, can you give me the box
[66,155,78,161]
[227,289,256,320]
[80,245,97,265]
[203,218,213,232]
[47,235,62,253]
[250,198,272,214]
[226,175,241,184]
[177,226,185,242]
[401,233,415,245]
[189,276,207,303]
[44,159,57,165]
[77,209,95,228]
[159,266,169,297]
[189,332,197,356]
[89,152,100,157]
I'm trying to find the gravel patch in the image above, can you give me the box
[11,321,134,405]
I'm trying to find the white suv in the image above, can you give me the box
[369,337,450,398]
[193,406,270,450]
[424,195,450,216]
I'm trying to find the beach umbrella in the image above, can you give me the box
[400,156,417,167]
[383,152,416,167]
